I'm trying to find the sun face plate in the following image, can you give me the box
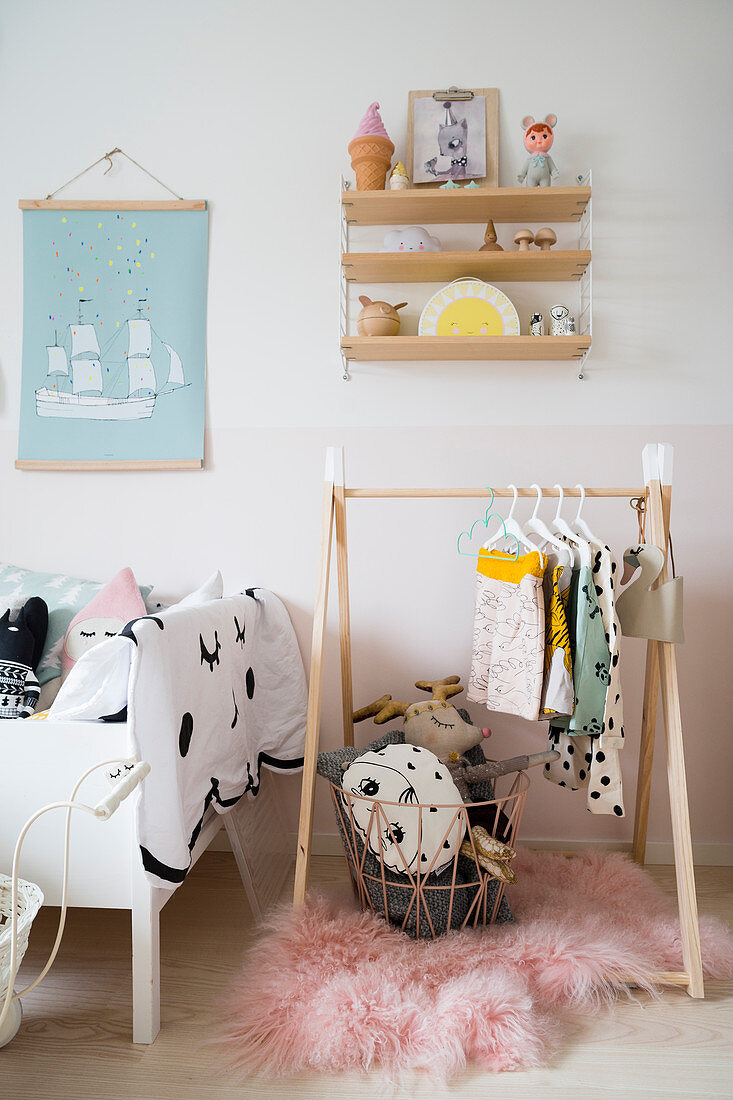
[418,278,520,337]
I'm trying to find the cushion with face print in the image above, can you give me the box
[318,729,513,935]
[62,567,146,678]
[0,562,152,685]
[342,743,466,877]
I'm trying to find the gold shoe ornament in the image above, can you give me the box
[460,825,517,885]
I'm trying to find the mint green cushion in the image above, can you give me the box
[0,563,152,685]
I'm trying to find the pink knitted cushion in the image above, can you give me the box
[61,566,146,676]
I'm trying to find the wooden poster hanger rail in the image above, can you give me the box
[293,443,704,999]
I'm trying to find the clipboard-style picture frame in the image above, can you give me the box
[16,199,208,471]
[407,88,499,188]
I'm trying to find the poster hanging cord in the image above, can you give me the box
[45,148,184,201]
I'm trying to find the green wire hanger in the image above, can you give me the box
[456,488,520,561]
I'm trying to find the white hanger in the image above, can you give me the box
[525,484,574,579]
[571,484,598,542]
[550,484,591,568]
[481,484,537,555]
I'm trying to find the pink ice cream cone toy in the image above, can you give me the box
[348,102,394,191]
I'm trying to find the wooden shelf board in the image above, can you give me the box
[342,186,590,225]
[340,335,591,362]
[342,249,590,283]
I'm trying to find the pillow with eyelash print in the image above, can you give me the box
[61,566,146,680]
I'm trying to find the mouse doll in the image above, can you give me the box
[517,114,559,187]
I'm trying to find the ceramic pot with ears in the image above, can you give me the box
[357,296,407,336]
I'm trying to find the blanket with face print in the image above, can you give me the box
[51,590,307,889]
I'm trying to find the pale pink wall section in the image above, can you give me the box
[3,424,730,849]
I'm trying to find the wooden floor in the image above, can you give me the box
[3,854,732,1099]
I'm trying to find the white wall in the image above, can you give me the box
[1,1,732,847]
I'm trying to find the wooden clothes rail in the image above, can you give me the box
[293,443,704,999]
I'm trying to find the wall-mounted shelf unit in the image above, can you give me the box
[338,174,592,380]
[342,250,591,284]
[341,185,590,225]
[341,335,591,362]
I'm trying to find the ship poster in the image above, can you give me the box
[17,204,207,468]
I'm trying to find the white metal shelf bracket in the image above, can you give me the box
[576,169,592,381]
[339,176,351,381]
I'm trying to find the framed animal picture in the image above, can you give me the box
[407,88,499,188]
[16,199,208,470]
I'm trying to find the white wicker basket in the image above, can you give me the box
[0,873,44,1045]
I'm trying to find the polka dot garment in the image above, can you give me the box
[542,552,625,816]
[544,728,625,816]
[587,737,624,816]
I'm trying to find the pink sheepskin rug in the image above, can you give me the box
[219,849,733,1080]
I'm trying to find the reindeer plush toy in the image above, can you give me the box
[353,676,557,799]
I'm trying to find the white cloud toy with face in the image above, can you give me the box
[381,226,442,253]
[342,743,465,876]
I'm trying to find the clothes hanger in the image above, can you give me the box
[481,484,537,556]
[549,484,591,568]
[571,484,599,542]
[525,484,574,582]
[456,488,519,560]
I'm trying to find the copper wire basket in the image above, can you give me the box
[330,770,529,939]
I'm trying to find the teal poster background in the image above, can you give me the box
[18,207,208,463]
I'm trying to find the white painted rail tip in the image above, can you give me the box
[642,443,659,487]
[642,443,674,488]
[658,443,674,486]
[325,446,344,485]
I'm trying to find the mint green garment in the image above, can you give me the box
[551,566,610,737]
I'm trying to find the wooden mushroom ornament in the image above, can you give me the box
[357,295,407,336]
[534,227,557,251]
[514,229,534,252]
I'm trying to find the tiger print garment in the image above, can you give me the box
[540,564,574,718]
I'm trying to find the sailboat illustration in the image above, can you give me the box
[36,299,186,421]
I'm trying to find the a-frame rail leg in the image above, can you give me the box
[333,449,354,747]
[633,474,673,866]
[643,445,704,997]
[293,452,336,908]
[632,640,660,864]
